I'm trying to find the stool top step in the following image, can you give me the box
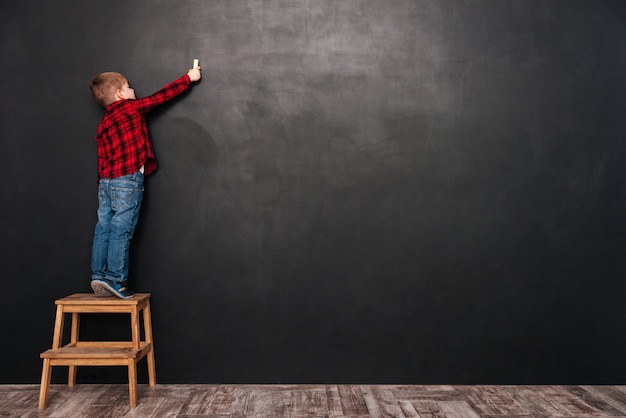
[55,293,151,305]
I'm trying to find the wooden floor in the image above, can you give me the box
[2,384,626,417]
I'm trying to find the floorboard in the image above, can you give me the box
[1,384,625,417]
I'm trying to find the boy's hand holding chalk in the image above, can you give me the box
[188,58,202,82]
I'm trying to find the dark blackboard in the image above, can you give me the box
[2,0,626,384]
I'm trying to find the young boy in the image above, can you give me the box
[89,65,202,299]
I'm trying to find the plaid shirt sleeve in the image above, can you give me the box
[134,74,192,113]
[96,74,192,179]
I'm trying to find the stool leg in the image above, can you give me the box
[68,365,77,387]
[38,358,51,409]
[68,312,80,386]
[70,312,80,344]
[52,305,65,349]
[128,359,138,408]
[143,302,156,386]
[130,307,140,351]
[41,302,64,409]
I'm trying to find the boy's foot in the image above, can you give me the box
[91,278,134,299]
[91,280,113,297]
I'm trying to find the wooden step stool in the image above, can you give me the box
[39,293,156,409]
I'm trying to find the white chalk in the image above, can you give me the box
[193,59,199,68]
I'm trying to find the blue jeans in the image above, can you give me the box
[91,172,144,284]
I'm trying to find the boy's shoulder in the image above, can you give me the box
[98,100,135,126]
[105,99,138,114]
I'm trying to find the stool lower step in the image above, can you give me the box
[41,342,151,360]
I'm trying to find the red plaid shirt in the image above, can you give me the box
[95,74,192,179]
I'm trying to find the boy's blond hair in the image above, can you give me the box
[90,72,127,107]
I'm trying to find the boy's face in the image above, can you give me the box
[118,82,136,100]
